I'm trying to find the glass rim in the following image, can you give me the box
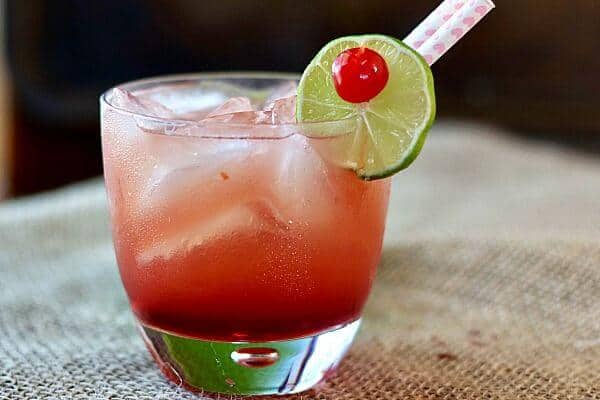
[100,72,358,137]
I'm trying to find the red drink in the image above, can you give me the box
[104,116,390,340]
[105,134,389,341]
[101,74,390,395]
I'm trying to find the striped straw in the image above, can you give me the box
[404,0,467,50]
[405,0,495,65]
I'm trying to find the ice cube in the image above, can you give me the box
[134,80,252,117]
[267,96,296,124]
[262,82,298,107]
[144,85,228,115]
[202,110,273,125]
[110,88,181,134]
[136,199,287,265]
[141,139,256,209]
[110,88,175,118]
[199,95,296,125]
[267,134,338,224]
[206,96,254,117]
[136,205,253,264]
[200,96,274,125]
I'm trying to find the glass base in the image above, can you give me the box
[139,319,360,396]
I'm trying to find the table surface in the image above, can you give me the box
[1,121,599,399]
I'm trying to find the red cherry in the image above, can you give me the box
[332,47,389,103]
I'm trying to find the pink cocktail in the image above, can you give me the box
[101,74,390,395]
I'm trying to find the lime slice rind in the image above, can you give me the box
[297,34,436,180]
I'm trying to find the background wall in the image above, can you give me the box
[2,0,599,196]
[0,2,10,198]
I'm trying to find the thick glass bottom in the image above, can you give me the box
[139,319,360,396]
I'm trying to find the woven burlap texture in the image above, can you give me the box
[1,123,599,399]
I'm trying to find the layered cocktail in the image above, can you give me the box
[101,74,392,394]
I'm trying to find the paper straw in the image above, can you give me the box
[415,0,495,65]
[404,0,466,50]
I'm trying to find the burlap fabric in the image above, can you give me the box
[1,122,599,399]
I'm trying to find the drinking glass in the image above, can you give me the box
[101,73,390,396]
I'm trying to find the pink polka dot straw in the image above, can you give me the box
[404,0,467,50]
[404,0,495,65]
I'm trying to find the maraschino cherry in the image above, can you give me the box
[332,47,389,103]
